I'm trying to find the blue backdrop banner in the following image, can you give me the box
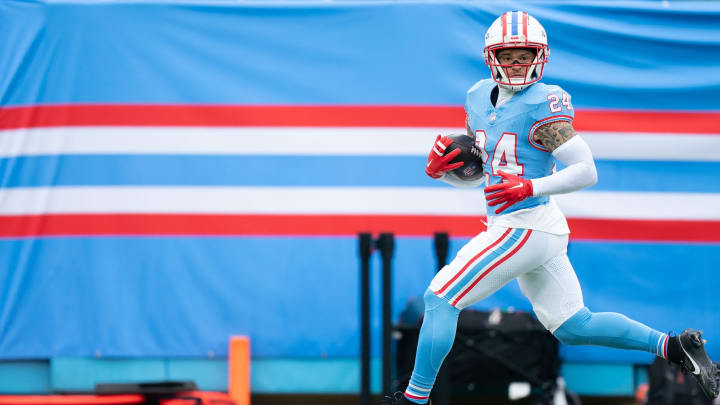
[0,0,719,364]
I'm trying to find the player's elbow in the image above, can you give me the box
[581,162,598,189]
[587,167,598,188]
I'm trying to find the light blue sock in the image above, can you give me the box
[404,289,460,404]
[554,307,667,357]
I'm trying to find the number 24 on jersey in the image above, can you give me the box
[547,93,572,113]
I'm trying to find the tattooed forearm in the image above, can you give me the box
[533,121,576,152]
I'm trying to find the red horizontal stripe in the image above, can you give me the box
[0,395,145,405]
[0,214,485,237]
[0,214,718,242]
[404,392,429,400]
[0,105,463,129]
[573,110,720,134]
[0,105,718,133]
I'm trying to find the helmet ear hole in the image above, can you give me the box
[537,48,547,63]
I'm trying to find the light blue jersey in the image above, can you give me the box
[465,79,574,217]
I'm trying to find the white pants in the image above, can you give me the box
[429,225,584,332]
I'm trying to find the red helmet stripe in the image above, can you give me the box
[501,12,507,43]
[523,11,528,39]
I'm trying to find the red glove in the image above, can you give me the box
[484,170,534,214]
[425,135,463,179]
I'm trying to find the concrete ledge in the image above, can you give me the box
[0,358,640,396]
[561,363,635,396]
[0,361,50,394]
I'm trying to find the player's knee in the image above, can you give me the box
[553,307,592,346]
[423,288,458,314]
[423,288,443,308]
[554,328,583,346]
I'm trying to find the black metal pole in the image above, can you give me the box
[378,232,395,396]
[359,233,372,405]
[434,232,449,272]
[433,232,451,405]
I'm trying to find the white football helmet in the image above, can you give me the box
[484,11,549,91]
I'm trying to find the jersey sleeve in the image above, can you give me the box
[464,86,471,114]
[528,87,575,151]
[464,79,486,121]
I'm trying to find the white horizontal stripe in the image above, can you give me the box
[1,127,719,161]
[0,127,449,157]
[581,132,720,162]
[1,187,718,220]
[553,191,720,220]
[408,383,432,393]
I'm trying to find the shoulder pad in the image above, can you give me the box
[467,79,494,96]
[465,79,494,113]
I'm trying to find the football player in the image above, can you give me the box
[382,11,719,405]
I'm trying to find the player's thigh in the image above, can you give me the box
[517,247,584,332]
[429,226,557,309]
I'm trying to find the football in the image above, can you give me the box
[444,133,485,181]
